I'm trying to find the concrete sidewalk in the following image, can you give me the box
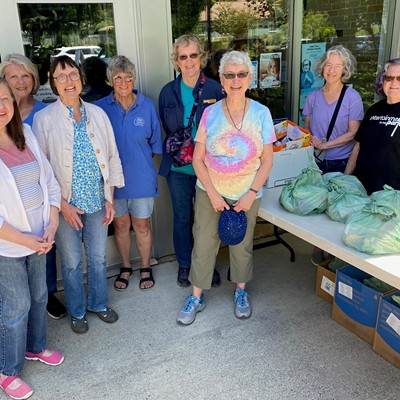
[18,234,399,400]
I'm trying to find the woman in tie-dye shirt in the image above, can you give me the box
[177,51,276,326]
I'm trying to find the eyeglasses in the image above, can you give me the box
[113,75,134,84]
[53,71,80,83]
[384,75,400,82]
[222,72,249,80]
[178,53,199,61]
[324,63,344,71]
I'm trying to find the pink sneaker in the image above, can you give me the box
[0,375,33,400]
[25,350,64,366]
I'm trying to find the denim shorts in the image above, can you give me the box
[114,197,154,218]
[317,158,349,174]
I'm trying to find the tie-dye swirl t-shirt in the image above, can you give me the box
[195,99,276,200]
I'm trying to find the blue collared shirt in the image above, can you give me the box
[96,90,162,199]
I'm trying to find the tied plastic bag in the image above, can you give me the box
[343,203,400,254]
[322,172,368,198]
[279,165,328,215]
[326,191,372,223]
[165,126,194,167]
[370,185,400,210]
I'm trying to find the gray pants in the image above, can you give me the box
[189,187,261,289]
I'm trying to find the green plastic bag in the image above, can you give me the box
[326,191,372,223]
[343,204,400,254]
[323,172,368,198]
[279,166,328,215]
[371,185,400,209]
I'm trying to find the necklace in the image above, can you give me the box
[225,98,247,132]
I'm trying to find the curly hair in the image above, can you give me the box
[375,58,400,96]
[170,34,207,72]
[315,45,356,82]
[218,51,253,76]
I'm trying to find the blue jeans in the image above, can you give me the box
[56,208,108,318]
[0,253,47,376]
[166,171,197,268]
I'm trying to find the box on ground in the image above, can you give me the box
[265,145,314,188]
[373,290,400,368]
[315,260,336,304]
[332,265,382,345]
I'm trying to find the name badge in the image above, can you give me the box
[203,99,216,104]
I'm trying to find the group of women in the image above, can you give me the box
[1,33,399,399]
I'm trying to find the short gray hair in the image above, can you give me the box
[107,55,136,83]
[315,45,356,82]
[218,51,253,76]
[0,53,41,94]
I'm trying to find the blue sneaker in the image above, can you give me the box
[177,294,206,325]
[234,288,252,319]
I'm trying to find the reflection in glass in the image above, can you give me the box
[17,3,116,102]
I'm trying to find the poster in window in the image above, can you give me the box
[249,60,258,89]
[299,43,326,125]
[260,52,281,88]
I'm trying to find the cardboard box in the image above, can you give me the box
[265,145,314,188]
[272,119,311,152]
[315,260,336,304]
[332,266,382,345]
[373,290,400,368]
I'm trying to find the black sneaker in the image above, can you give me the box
[177,267,191,287]
[47,292,67,320]
[211,269,221,287]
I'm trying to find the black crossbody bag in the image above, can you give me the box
[314,84,348,163]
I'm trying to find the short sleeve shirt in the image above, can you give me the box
[195,99,276,200]
[303,87,364,160]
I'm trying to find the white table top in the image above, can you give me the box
[259,187,400,289]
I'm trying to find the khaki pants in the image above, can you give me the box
[189,187,261,289]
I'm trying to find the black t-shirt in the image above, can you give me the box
[354,99,400,194]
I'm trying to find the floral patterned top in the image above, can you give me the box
[68,104,105,213]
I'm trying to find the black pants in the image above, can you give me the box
[317,158,349,174]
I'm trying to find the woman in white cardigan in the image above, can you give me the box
[0,78,64,400]
[33,56,124,335]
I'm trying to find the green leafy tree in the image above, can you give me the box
[212,3,257,38]
[302,10,336,41]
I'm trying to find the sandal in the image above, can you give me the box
[113,267,133,291]
[139,267,155,290]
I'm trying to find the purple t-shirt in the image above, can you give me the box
[303,87,364,160]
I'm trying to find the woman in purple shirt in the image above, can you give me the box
[303,45,364,266]
[303,45,364,174]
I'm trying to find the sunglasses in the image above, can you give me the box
[178,53,199,61]
[222,71,249,80]
[384,75,400,82]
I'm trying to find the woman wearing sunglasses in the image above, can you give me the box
[159,34,224,288]
[176,51,276,325]
[32,56,124,334]
[345,58,400,194]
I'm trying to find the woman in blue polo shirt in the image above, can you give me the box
[97,56,163,291]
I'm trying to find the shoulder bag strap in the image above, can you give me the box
[186,73,206,128]
[326,84,347,142]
